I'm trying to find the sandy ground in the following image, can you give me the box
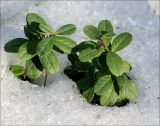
[1,1,159,125]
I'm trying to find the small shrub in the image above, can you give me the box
[64,20,139,106]
[4,13,77,86]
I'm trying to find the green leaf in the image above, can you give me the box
[26,59,42,79]
[64,65,84,82]
[39,23,53,34]
[4,38,28,53]
[116,75,139,100]
[100,87,119,106]
[95,71,109,80]
[52,36,76,54]
[82,87,94,103]
[27,40,39,55]
[53,45,65,54]
[70,45,79,54]
[100,32,115,46]
[17,42,36,61]
[24,25,38,40]
[94,75,113,95]
[92,52,109,71]
[111,32,132,52]
[79,48,104,62]
[31,55,43,71]
[26,13,52,34]
[94,75,118,106]
[79,42,104,62]
[36,36,54,56]
[78,41,96,51]
[39,50,60,73]
[64,65,78,77]
[98,20,114,34]
[83,25,101,40]
[77,78,92,90]
[106,52,130,76]
[56,24,76,35]
[68,54,79,65]
[10,65,25,76]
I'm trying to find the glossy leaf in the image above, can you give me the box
[116,75,139,100]
[36,36,54,56]
[82,87,94,103]
[98,20,114,34]
[31,55,43,71]
[56,24,76,35]
[92,52,109,71]
[106,52,130,76]
[68,54,79,65]
[111,32,132,52]
[10,65,25,76]
[26,59,42,79]
[79,48,104,62]
[17,42,36,60]
[100,32,115,46]
[100,87,119,106]
[94,75,113,95]
[83,25,101,40]
[26,13,52,34]
[4,38,28,53]
[52,36,76,54]
[79,44,104,62]
[78,41,96,51]
[39,50,60,73]
[24,25,38,40]
[27,40,39,55]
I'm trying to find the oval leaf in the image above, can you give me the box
[24,25,39,40]
[4,38,28,53]
[98,20,114,34]
[111,32,132,52]
[100,32,115,46]
[106,52,130,76]
[26,59,42,79]
[31,55,43,71]
[36,36,54,56]
[92,52,109,71]
[52,36,76,54]
[68,54,79,65]
[83,25,101,40]
[100,87,119,106]
[17,42,36,61]
[26,13,52,34]
[10,65,25,76]
[78,41,96,52]
[94,75,113,95]
[116,75,139,100]
[79,47,104,62]
[82,87,94,103]
[39,50,60,74]
[56,24,76,35]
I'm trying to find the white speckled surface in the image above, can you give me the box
[1,1,159,125]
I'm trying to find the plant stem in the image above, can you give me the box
[44,71,48,87]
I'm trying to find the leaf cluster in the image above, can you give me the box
[4,13,76,82]
[64,20,139,106]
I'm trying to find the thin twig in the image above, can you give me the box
[44,71,48,87]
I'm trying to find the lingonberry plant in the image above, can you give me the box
[64,20,139,106]
[4,13,76,86]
